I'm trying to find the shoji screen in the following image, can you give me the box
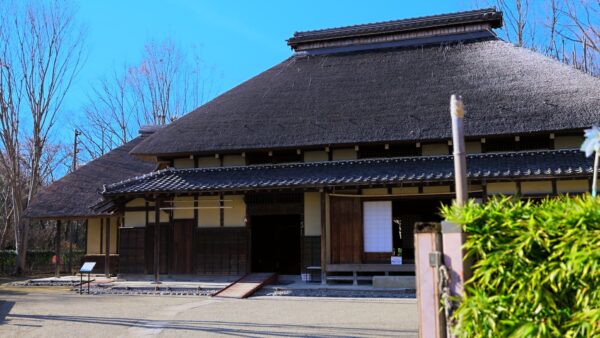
[363,201,392,252]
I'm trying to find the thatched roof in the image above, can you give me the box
[103,149,592,196]
[25,137,156,219]
[131,31,600,157]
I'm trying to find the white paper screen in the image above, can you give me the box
[363,201,392,252]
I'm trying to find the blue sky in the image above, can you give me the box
[65,0,475,128]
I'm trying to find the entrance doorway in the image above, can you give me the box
[251,215,301,274]
[392,198,451,264]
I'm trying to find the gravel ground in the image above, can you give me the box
[72,285,415,298]
[77,286,220,296]
[256,287,416,298]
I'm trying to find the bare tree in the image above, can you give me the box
[78,39,219,161]
[480,0,599,75]
[0,0,85,273]
[494,0,532,47]
[78,67,133,159]
[560,0,600,73]
[128,39,215,125]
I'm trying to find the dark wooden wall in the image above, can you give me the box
[145,223,170,274]
[195,227,248,275]
[118,227,145,274]
[330,196,363,264]
[82,254,119,275]
[302,236,321,271]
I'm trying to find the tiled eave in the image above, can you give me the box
[102,149,592,196]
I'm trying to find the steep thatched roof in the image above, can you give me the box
[103,149,592,196]
[25,137,156,219]
[131,36,600,157]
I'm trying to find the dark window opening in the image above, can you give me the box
[518,135,552,151]
[246,152,272,165]
[357,144,421,159]
[246,150,302,165]
[275,150,302,163]
[482,137,516,153]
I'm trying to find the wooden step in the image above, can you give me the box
[326,276,373,281]
[213,273,277,299]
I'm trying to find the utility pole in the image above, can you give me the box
[441,95,470,338]
[72,129,81,172]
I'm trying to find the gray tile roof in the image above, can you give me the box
[287,8,503,49]
[103,149,592,196]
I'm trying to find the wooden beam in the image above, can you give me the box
[84,219,88,256]
[55,220,62,278]
[100,218,103,254]
[154,198,161,284]
[219,193,224,227]
[105,217,111,277]
[68,221,73,274]
[320,191,327,285]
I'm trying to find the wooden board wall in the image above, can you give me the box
[302,236,321,271]
[195,227,248,275]
[330,196,363,264]
[145,223,170,274]
[171,220,195,274]
[118,227,145,274]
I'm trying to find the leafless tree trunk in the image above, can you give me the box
[545,0,563,59]
[0,0,85,273]
[496,0,531,47]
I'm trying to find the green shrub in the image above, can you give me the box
[0,249,85,274]
[441,195,600,338]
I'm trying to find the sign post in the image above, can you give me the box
[79,262,96,295]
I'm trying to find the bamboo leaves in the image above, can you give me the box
[441,195,600,337]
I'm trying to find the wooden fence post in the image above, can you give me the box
[415,222,445,338]
[55,220,62,278]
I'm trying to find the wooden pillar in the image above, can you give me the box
[168,205,174,276]
[105,217,111,277]
[320,190,327,285]
[153,198,161,284]
[55,220,62,278]
[68,220,73,274]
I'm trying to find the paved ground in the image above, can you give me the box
[0,286,418,337]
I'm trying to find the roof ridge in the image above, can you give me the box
[287,8,503,51]
[291,8,498,38]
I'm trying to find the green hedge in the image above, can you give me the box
[442,195,600,338]
[0,250,85,274]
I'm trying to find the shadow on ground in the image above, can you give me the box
[0,301,15,324]
[6,313,417,337]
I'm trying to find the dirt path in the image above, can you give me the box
[0,286,418,337]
